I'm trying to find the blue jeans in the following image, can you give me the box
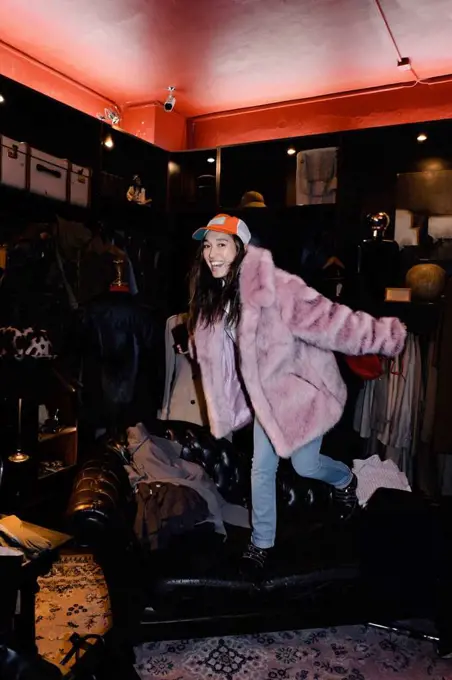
[251,419,353,549]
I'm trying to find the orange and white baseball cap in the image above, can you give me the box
[192,214,251,245]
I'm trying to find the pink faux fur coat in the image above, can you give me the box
[194,246,407,458]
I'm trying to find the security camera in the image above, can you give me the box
[164,86,176,112]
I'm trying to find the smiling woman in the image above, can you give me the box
[188,214,249,333]
[202,232,238,279]
[187,211,407,577]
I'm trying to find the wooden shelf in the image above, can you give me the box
[38,426,78,467]
[38,426,77,443]
[38,463,76,480]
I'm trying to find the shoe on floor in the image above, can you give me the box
[239,542,270,581]
[333,473,359,520]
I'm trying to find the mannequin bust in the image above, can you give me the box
[358,212,400,301]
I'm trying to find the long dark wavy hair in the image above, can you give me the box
[188,235,246,333]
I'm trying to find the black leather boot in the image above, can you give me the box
[333,473,359,520]
[239,542,270,581]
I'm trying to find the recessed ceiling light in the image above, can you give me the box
[103,135,114,149]
[207,157,215,163]
[287,147,296,156]
[0,94,5,104]
[417,133,427,142]
[168,161,180,174]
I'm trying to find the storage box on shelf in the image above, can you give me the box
[0,134,92,208]
[29,148,68,202]
[69,163,91,207]
[0,136,28,190]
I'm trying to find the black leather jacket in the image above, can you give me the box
[77,291,164,433]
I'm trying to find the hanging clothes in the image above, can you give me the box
[77,290,163,432]
[159,314,208,426]
[353,378,376,440]
[296,147,338,205]
[381,335,416,450]
[416,336,439,495]
[421,337,438,446]
[353,334,422,484]
[131,235,169,313]
[432,277,452,454]
[421,282,452,493]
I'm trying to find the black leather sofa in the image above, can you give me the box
[66,420,450,651]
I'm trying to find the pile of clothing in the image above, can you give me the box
[352,455,411,507]
[126,424,249,551]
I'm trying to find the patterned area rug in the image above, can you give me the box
[36,552,112,673]
[134,626,452,680]
[35,554,452,679]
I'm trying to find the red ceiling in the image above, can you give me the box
[1,0,452,119]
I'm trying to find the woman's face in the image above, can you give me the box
[203,231,238,279]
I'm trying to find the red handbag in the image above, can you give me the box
[344,354,383,380]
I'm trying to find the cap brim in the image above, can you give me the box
[192,225,236,240]
[192,228,208,241]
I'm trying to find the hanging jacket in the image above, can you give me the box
[77,292,164,430]
[296,147,338,205]
[159,314,208,426]
[193,246,407,458]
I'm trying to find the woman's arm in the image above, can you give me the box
[280,272,406,357]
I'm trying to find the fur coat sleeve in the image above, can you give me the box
[277,269,406,357]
